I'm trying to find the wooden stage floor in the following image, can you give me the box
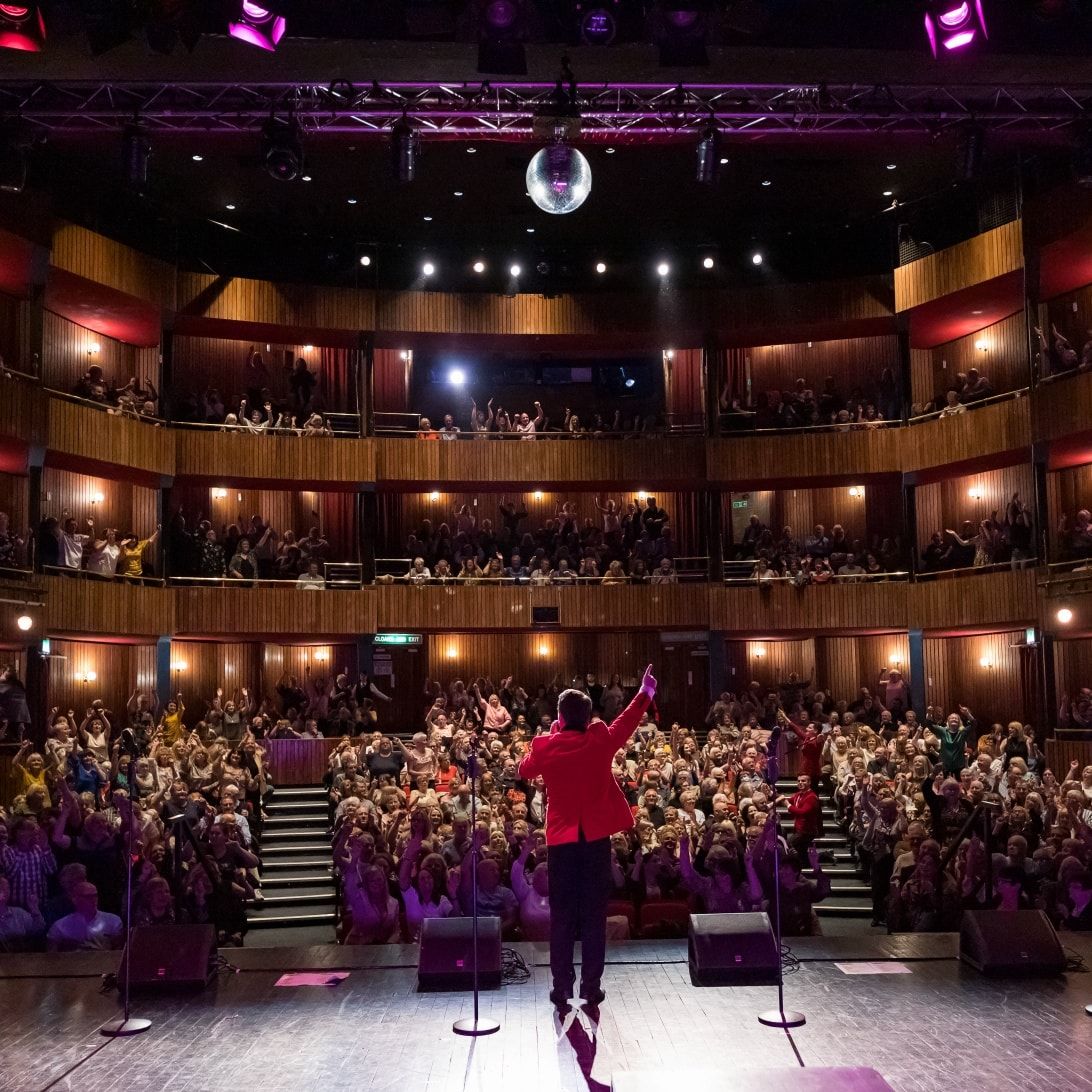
[2,935,1091,1092]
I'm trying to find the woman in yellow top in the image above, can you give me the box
[118,525,160,580]
[13,739,52,807]
[159,694,186,746]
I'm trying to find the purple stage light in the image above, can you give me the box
[483,0,520,31]
[925,0,986,55]
[0,4,45,52]
[228,1,285,52]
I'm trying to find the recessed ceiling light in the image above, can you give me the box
[971,309,982,315]
[703,256,715,269]
[347,198,358,205]
[359,255,371,267]
[301,174,312,182]
[473,261,485,273]
[509,263,522,277]
[526,227,535,233]
[761,180,772,186]
[605,147,616,154]
[453,191,463,197]
[595,261,607,274]
[466,146,477,154]
[422,261,435,276]
[886,163,897,170]
[719,157,729,165]
[192,154,204,162]
[657,262,670,276]
[225,203,236,210]
[423,215,433,222]
[883,190,893,197]
[751,252,763,265]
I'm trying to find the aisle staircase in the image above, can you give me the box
[775,778,872,919]
[246,785,337,933]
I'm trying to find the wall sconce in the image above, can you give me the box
[974,339,988,351]
[533,491,544,501]
[637,491,648,501]
[537,642,549,657]
[400,350,410,361]
[446,647,457,659]
[663,349,675,359]
[429,491,440,502]
[888,654,902,665]
[303,344,314,351]
[16,614,33,631]
[314,649,329,662]
[212,488,228,499]
[170,660,188,672]
[79,669,97,683]
[978,656,993,669]
[91,491,105,505]
[1057,607,1074,625]
[968,487,983,500]
[848,486,862,498]
[752,646,766,658]
[87,342,101,355]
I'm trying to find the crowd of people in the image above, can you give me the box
[0,510,28,570]
[913,366,996,418]
[412,398,664,441]
[167,508,334,585]
[36,511,160,581]
[920,493,1035,572]
[393,495,681,585]
[731,515,903,584]
[72,364,160,423]
[719,371,901,432]
[1035,322,1092,379]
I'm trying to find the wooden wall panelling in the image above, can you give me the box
[707,429,903,484]
[894,221,1024,312]
[1040,281,1092,358]
[1044,738,1092,776]
[1045,464,1092,559]
[0,293,32,374]
[744,335,900,410]
[378,489,700,559]
[41,467,159,543]
[908,569,1038,632]
[922,630,1036,728]
[262,642,359,707]
[1033,368,1092,444]
[46,638,156,727]
[41,311,160,393]
[46,397,175,479]
[913,462,1035,554]
[171,485,358,561]
[174,587,376,636]
[262,738,335,786]
[374,436,706,488]
[814,633,911,703]
[710,582,908,634]
[723,276,895,339]
[0,471,30,560]
[51,224,175,309]
[0,376,45,448]
[911,311,1029,407]
[176,272,374,331]
[43,575,172,637]
[767,486,872,548]
[168,639,263,723]
[902,397,1031,473]
[663,348,704,420]
[174,431,375,486]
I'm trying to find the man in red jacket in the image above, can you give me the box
[518,663,657,1010]
[777,773,821,856]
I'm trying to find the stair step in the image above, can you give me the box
[262,874,334,888]
[263,842,333,855]
[257,889,337,907]
[246,909,337,928]
[262,815,329,829]
[262,828,332,841]
[262,857,332,871]
[273,787,328,799]
[815,904,874,917]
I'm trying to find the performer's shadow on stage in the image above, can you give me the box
[555,1004,608,1092]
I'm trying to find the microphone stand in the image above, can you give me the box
[758,793,805,1029]
[453,737,500,1037]
[100,789,152,1036]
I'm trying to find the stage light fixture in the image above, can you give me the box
[702,256,715,269]
[448,367,466,386]
[956,124,984,182]
[695,126,720,184]
[0,3,45,51]
[122,124,152,193]
[578,3,618,45]
[1057,607,1074,624]
[653,1,711,66]
[509,263,521,277]
[229,1,285,52]
[526,141,592,215]
[476,0,527,75]
[595,261,607,274]
[657,261,670,276]
[16,613,32,631]
[751,252,763,265]
[359,255,371,267]
[473,260,486,273]
[925,0,987,55]
[261,116,303,182]
[422,261,435,276]
[391,116,420,183]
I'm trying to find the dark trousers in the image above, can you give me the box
[870,853,895,923]
[547,835,611,996]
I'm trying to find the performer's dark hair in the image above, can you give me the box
[557,688,593,732]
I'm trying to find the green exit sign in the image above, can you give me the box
[732,499,749,509]
[374,633,423,647]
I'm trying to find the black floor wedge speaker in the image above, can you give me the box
[959,909,1066,976]
[418,916,502,991]
[121,924,218,991]
[688,912,781,987]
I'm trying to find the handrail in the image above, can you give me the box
[43,563,165,585]
[723,568,911,585]
[169,575,361,588]
[172,414,361,437]
[45,386,167,425]
[909,386,1028,424]
[915,559,1034,581]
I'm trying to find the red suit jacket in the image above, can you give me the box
[786,789,821,836]
[518,691,651,846]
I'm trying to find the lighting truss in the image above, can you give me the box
[0,79,1089,138]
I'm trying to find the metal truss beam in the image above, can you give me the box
[0,79,1089,138]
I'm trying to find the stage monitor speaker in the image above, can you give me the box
[120,924,217,992]
[959,909,1066,976]
[418,916,502,992]
[688,912,780,987]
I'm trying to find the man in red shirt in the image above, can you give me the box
[777,773,821,856]
[519,663,657,1010]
